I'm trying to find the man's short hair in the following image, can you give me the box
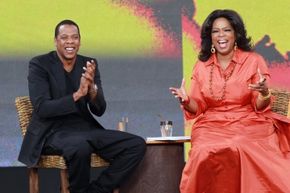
[54,19,80,38]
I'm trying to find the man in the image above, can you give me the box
[18,19,146,193]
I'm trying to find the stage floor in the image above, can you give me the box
[0,167,105,193]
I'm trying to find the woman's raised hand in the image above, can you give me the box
[169,78,189,104]
[248,68,269,96]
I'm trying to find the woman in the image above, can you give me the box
[170,9,290,193]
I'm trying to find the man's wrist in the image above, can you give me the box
[89,84,98,95]
[73,91,82,101]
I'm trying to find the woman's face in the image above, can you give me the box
[211,17,236,56]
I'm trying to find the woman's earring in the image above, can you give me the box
[211,45,216,53]
[234,42,237,51]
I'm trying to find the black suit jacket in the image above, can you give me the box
[18,51,106,167]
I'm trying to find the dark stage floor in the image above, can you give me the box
[0,167,105,193]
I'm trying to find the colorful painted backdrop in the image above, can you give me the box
[0,0,289,166]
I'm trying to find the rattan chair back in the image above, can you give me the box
[271,89,290,116]
[15,96,109,169]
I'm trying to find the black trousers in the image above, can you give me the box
[43,127,146,193]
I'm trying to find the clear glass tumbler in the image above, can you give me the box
[160,120,173,137]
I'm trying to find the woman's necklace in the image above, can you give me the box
[209,63,236,101]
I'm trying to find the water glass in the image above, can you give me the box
[160,120,173,137]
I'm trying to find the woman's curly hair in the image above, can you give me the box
[198,9,253,62]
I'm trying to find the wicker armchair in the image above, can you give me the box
[270,89,290,116]
[15,96,109,193]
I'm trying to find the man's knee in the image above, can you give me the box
[130,136,147,157]
[63,141,92,160]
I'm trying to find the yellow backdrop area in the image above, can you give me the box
[195,0,290,55]
[0,0,157,57]
[183,0,290,84]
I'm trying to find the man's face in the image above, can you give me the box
[54,24,80,63]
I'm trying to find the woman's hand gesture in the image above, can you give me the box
[169,78,189,104]
[248,68,269,96]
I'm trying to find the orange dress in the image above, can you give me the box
[180,49,290,193]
